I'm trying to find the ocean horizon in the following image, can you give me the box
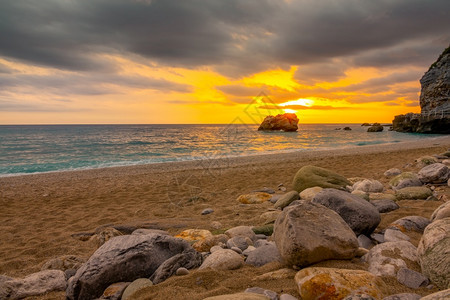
[0,123,445,177]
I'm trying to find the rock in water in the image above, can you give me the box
[417,217,450,289]
[273,202,358,267]
[295,267,385,300]
[292,165,351,193]
[258,113,299,132]
[367,125,384,132]
[312,188,381,236]
[66,233,198,300]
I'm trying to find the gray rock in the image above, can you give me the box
[0,275,13,284]
[382,293,421,300]
[365,241,418,277]
[292,165,350,193]
[41,255,86,272]
[420,288,450,300]
[395,178,423,190]
[231,247,243,254]
[254,240,272,248]
[395,186,433,200]
[227,236,253,251]
[312,188,381,235]
[384,229,410,242]
[269,194,282,204]
[210,245,223,253]
[273,202,358,267]
[274,191,299,209]
[431,201,450,221]
[243,246,256,256]
[396,267,429,289]
[370,233,385,244]
[389,172,420,189]
[299,186,323,201]
[121,278,153,300]
[388,216,430,233]
[417,218,450,289]
[150,248,202,284]
[357,235,374,249]
[245,287,278,300]
[279,295,298,300]
[384,168,402,177]
[201,208,214,215]
[131,228,169,236]
[66,233,196,300]
[352,179,384,193]
[199,249,244,270]
[65,269,77,280]
[255,234,267,240]
[343,294,376,300]
[225,226,256,241]
[175,267,189,276]
[0,270,66,300]
[370,199,399,213]
[100,282,130,300]
[418,163,450,183]
[253,187,276,194]
[245,243,281,267]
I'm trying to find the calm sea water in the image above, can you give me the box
[0,124,444,176]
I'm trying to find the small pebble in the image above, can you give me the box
[176,267,190,276]
[201,208,214,215]
[279,187,287,192]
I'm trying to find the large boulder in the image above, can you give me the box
[431,201,450,221]
[258,113,299,132]
[66,233,201,300]
[418,163,450,184]
[312,189,381,236]
[292,166,351,193]
[295,267,386,300]
[417,217,450,289]
[273,202,358,267]
[395,186,433,200]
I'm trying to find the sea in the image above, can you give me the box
[0,124,445,177]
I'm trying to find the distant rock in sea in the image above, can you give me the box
[393,46,450,134]
[258,113,299,132]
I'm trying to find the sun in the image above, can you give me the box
[279,98,314,107]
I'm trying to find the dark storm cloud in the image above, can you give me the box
[340,72,420,93]
[0,0,448,74]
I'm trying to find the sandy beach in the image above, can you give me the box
[1,136,450,299]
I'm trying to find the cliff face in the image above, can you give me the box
[393,46,450,134]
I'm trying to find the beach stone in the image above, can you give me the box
[384,168,402,177]
[100,282,130,300]
[210,245,223,253]
[243,246,256,256]
[254,268,297,281]
[351,190,370,201]
[199,249,244,271]
[355,247,369,257]
[65,269,77,280]
[417,217,450,289]
[150,247,202,284]
[353,179,384,193]
[420,288,450,300]
[273,202,358,267]
[192,234,228,252]
[299,186,323,201]
[246,243,281,267]
[175,229,213,242]
[238,192,272,204]
[204,293,270,300]
[388,216,430,233]
[312,188,381,236]
[418,163,450,183]
[227,236,253,251]
[295,267,385,300]
[175,267,189,276]
[274,191,299,209]
[260,211,281,224]
[367,125,383,132]
[269,194,282,204]
[431,201,450,221]
[396,267,429,289]
[231,247,243,254]
[253,187,276,194]
[384,229,410,242]
[0,270,66,300]
[131,228,169,236]
[95,227,123,247]
[225,226,256,241]
[121,278,153,300]
[254,240,272,248]
[279,294,298,300]
[365,241,418,277]
[395,186,433,200]
[211,221,223,230]
[66,233,197,300]
[370,199,399,213]
[370,233,385,244]
[382,293,421,300]
[368,193,396,201]
[245,287,278,300]
[41,255,86,272]
[389,172,420,189]
[202,208,214,215]
[416,156,438,167]
[358,235,374,249]
[292,165,351,193]
[252,224,274,236]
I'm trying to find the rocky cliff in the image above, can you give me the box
[393,46,450,134]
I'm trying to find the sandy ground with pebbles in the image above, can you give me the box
[1,136,449,299]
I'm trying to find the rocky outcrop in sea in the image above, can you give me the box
[393,46,450,133]
[258,113,299,132]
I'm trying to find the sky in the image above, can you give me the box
[0,0,449,124]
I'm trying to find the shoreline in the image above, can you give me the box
[1,135,449,179]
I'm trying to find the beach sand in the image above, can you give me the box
[1,136,449,299]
